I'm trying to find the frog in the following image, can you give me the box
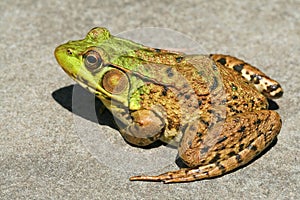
[54,27,283,183]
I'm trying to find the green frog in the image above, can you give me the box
[54,27,283,183]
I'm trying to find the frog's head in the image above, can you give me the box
[55,27,143,109]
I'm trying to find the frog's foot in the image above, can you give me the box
[130,164,232,183]
[130,123,275,183]
[210,54,283,99]
[129,168,201,183]
[130,161,243,183]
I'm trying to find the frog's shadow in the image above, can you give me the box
[52,84,116,128]
[52,84,164,149]
[52,85,280,170]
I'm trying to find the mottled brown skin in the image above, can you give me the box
[129,54,282,183]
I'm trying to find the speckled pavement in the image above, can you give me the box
[1,1,299,199]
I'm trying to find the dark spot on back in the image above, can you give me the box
[201,119,209,126]
[198,100,202,106]
[217,58,227,65]
[216,162,226,174]
[166,67,174,77]
[237,126,246,133]
[233,64,244,72]
[239,143,244,151]
[235,154,242,163]
[216,136,228,144]
[181,124,189,133]
[216,114,225,122]
[162,86,168,96]
[254,119,261,125]
[228,151,236,157]
[176,56,183,63]
[212,63,218,71]
[185,94,191,100]
[219,146,226,151]
[188,140,192,147]
[209,153,221,164]
[221,99,227,105]
[200,146,210,154]
[210,76,219,91]
[200,159,206,164]
[154,48,161,53]
[232,95,238,100]
[197,132,203,137]
[189,125,196,132]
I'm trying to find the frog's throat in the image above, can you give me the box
[70,73,121,108]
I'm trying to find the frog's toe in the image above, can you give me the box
[129,174,166,182]
[130,167,214,183]
[130,168,192,183]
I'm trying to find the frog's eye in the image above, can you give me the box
[83,50,102,70]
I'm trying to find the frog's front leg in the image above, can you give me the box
[114,106,166,146]
[210,54,283,99]
[130,110,281,183]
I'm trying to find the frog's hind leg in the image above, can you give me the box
[210,54,283,99]
[130,110,281,183]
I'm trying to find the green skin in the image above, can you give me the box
[55,27,149,108]
[55,27,189,109]
[55,27,282,183]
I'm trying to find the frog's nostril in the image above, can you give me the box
[67,48,73,55]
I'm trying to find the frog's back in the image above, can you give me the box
[171,55,269,116]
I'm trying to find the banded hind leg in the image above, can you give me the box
[210,54,283,99]
[130,110,281,183]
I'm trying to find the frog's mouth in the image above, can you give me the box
[71,73,110,100]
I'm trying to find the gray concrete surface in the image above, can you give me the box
[1,0,299,199]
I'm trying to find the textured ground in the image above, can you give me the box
[1,0,299,199]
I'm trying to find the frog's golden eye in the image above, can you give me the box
[83,50,102,70]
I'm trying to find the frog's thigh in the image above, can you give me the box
[210,54,283,99]
[171,110,281,182]
[129,110,281,183]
